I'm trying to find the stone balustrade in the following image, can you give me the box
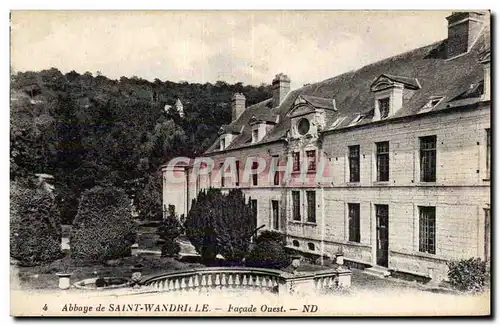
[140,266,351,296]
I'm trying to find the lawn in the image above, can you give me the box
[13,254,203,291]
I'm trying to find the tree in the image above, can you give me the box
[157,205,182,257]
[70,186,137,263]
[134,174,163,221]
[10,69,271,227]
[10,181,62,266]
[184,188,256,263]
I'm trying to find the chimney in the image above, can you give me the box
[446,11,485,59]
[231,93,246,122]
[272,73,291,108]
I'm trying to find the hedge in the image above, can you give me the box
[70,186,137,264]
[245,240,290,270]
[447,258,489,292]
[10,181,62,266]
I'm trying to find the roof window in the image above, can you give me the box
[419,97,444,113]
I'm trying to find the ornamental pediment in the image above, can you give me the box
[370,74,421,92]
[287,104,315,118]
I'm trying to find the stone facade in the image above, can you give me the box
[162,11,491,282]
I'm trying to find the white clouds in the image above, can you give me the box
[10,11,451,88]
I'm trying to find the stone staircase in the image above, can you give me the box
[364,265,391,278]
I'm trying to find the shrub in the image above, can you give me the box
[255,230,286,246]
[10,181,62,266]
[157,205,182,257]
[447,258,489,292]
[245,240,290,270]
[185,188,257,263]
[70,186,137,264]
[134,175,163,220]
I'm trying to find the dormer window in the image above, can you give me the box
[349,114,364,126]
[218,125,241,150]
[371,74,420,121]
[287,95,334,139]
[331,116,346,128]
[249,114,277,144]
[220,137,226,151]
[378,97,390,119]
[252,129,259,143]
[419,97,444,113]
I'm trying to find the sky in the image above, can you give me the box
[10,10,452,89]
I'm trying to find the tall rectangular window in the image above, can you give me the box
[293,152,300,172]
[306,191,316,223]
[272,200,279,230]
[419,206,436,254]
[252,161,258,186]
[292,191,301,221]
[235,160,240,187]
[250,199,258,221]
[220,162,225,187]
[376,141,390,182]
[306,150,316,171]
[272,155,280,185]
[348,203,360,242]
[349,145,360,182]
[486,129,491,179]
[420,135,437,182]
[378,97,390,119]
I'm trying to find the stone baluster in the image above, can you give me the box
[166,279,175,291]
[228,274,234,288]
[187,276,194,292]
[221,273,227,289]
[235,274,241,287]
[180,277,187,292]
[215,273,221,290]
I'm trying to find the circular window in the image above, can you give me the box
[297,118,310,135]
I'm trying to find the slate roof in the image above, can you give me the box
[205,22,490,154]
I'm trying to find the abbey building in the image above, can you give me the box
[162,11,491,281]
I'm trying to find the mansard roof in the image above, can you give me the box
[205,24,489,154]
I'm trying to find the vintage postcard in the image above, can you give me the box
[10,10,491,317]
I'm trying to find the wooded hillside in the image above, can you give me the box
[10,68,272,223]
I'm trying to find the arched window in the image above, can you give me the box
[292,240,300,247]
[307,242,315,251]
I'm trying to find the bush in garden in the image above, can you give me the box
[184,188,257,263]
[134,175,163,221]
[447,258,489,292]
[157,205,182,257]
[70,186,137,264]
[245,240,290,270]
[10,181,63,266]
[255,230,286,247]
